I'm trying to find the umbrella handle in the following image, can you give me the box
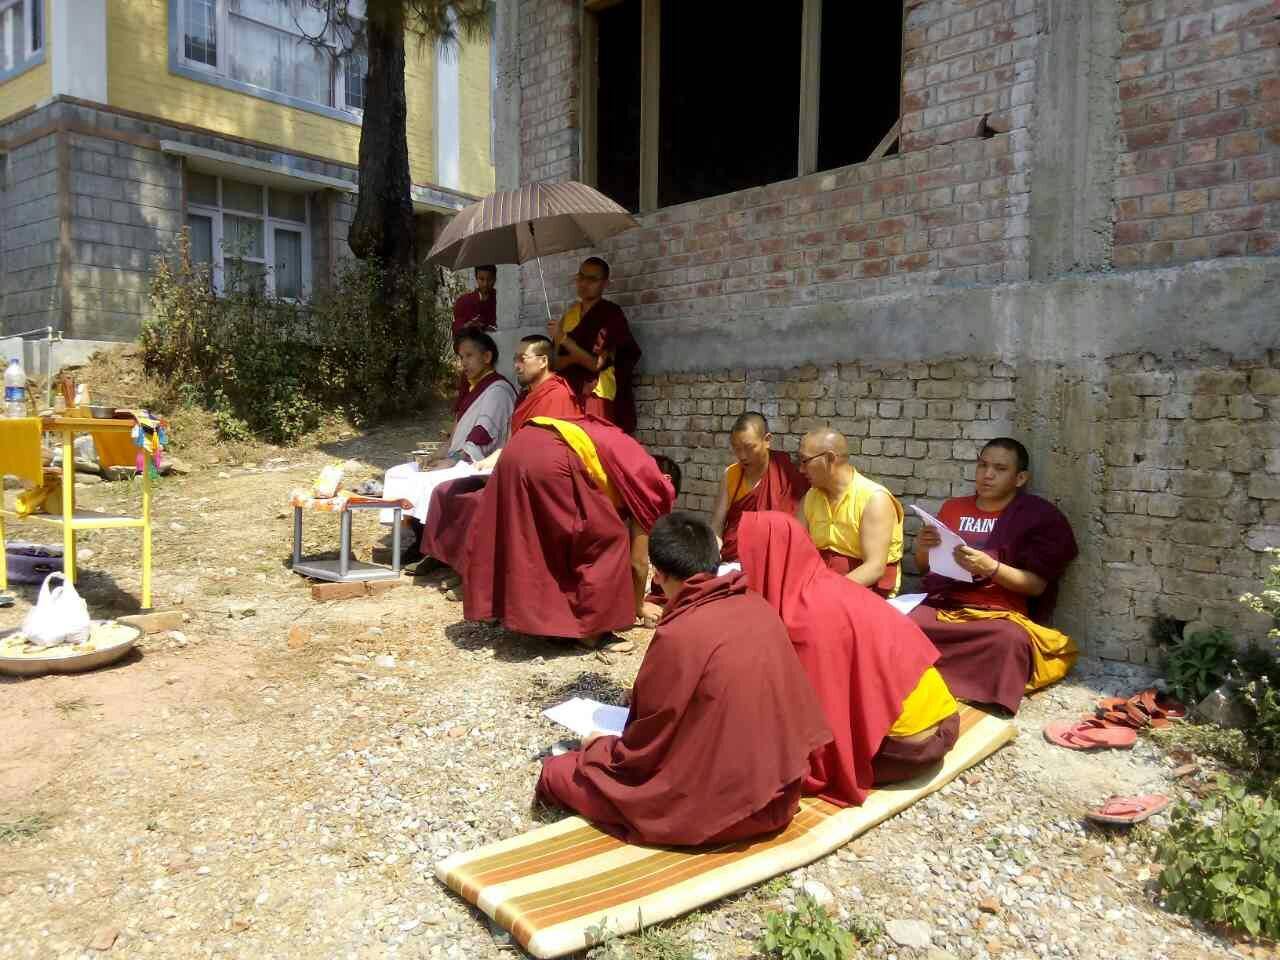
[529,220,553,324]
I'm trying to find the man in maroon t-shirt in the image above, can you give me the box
[451,265,498,335]
[909,438,1078,713]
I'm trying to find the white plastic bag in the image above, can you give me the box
[21,572,91,648]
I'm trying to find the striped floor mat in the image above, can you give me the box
[437,705,1015,958]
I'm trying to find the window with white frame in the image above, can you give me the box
[176,0,368,115]
[1,0,43,75]
[185,171,311,300]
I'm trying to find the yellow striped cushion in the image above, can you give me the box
[436,705,1016,958]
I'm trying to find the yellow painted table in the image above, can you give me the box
[0,416,154,608]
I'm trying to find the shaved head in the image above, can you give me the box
[731,411,769,437]
[802,427,848,460]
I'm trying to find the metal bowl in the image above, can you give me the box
[0,620,141,677]
[89,405,117,419]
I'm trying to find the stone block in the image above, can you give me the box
[1248,368,1280,395]
[917,379,964,399]
[1250,476,1280,500]
[870,419,914,438]
[1112,371,1173,396]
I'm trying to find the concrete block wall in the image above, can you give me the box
[633,351,1280,662]
[66,130,183,340]
[1114,0,1280,266]
[0,129,60,334]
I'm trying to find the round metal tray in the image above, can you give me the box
[0,621,141,677]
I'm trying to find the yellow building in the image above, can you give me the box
[0,0,493,345]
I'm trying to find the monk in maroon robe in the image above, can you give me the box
[450,265,498,335]
[550,257,640,433]
[710,412,809,563]
[463,415,675,647]
[537,512,832,845]
[739,512,959,805]
[910,439,1079,713]
[421,335,579,572]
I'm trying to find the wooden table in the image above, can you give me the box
[0,415,154,608]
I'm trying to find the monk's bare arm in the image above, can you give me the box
[558,336,601,372]
[848,492,896,588]
[629,519,650,616]
[709,470,732,541]
[953,546,1048,597]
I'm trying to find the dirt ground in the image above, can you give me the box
[0,415,1266,960]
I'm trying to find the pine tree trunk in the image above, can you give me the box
[350,2,423,409]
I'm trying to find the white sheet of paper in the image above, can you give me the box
[542,697,629,738]
[716,562,742,577]
[379,461,480,523]
[909,505,974,583]
[888,592,927,615]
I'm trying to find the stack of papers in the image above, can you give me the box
[542,697,629,738]
[909,505,974,583]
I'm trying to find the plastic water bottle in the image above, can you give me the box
[4,357,27,418]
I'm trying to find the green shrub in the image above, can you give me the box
[759,893,856,960]
[1239,548,1280,645]
[1155,778,1280,939]
[144,229,460,445]
[1163,627,1235,705]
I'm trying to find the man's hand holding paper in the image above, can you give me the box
[910,505,975,583]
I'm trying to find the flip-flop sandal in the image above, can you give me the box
[1044,719,1138,750]
[1085,794,1170,825]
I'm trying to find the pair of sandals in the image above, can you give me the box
[1043,688,1187,752]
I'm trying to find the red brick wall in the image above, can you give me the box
[512,0,1042,326]
[1115,0,1280,267]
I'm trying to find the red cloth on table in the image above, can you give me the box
[451,289,497,335]
[421,374,581,572]
[461,420,673,638]
[719,451,810,563]
[738,512,938,807]
[536,571,832,846]
[558,299,640,435]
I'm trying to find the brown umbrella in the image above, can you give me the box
[425,180,638,320]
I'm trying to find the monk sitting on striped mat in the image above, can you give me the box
[910,438,1080,714]
[739,511,960,803]
[536,512,832,846]
[795,428,905,597]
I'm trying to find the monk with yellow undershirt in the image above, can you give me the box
[709,412,809,563]
[548,257,640,434]
[795,427,905,597]
[739,512,959,803]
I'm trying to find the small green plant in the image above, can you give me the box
[846,913,884,947]
[1239,548,1280,644]
[1155,778,1280,938]
[1163,627,1235,704]
[1241,677,1280,781]
[145,229,460,445]
[0,814,52,843]
[759,893,855,960]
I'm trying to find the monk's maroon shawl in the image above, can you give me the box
[421,374,580,572]
[461,426,634,637]
[720,451,810,562]
[572,415,674,533]
[922,491,1078,619]
[739,512,935,807]
[509,374,580,434]
[559,299,641,434]
[551,571,832,845]
[451,289,497,335]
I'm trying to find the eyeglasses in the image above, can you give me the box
[794,451,829,467]
[574,272,606,282]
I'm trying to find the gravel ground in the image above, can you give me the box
[0,421,1266,960]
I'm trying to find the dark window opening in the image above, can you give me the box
[657,0,802,208]
[595,0,642,213]
[817,0,903,171]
